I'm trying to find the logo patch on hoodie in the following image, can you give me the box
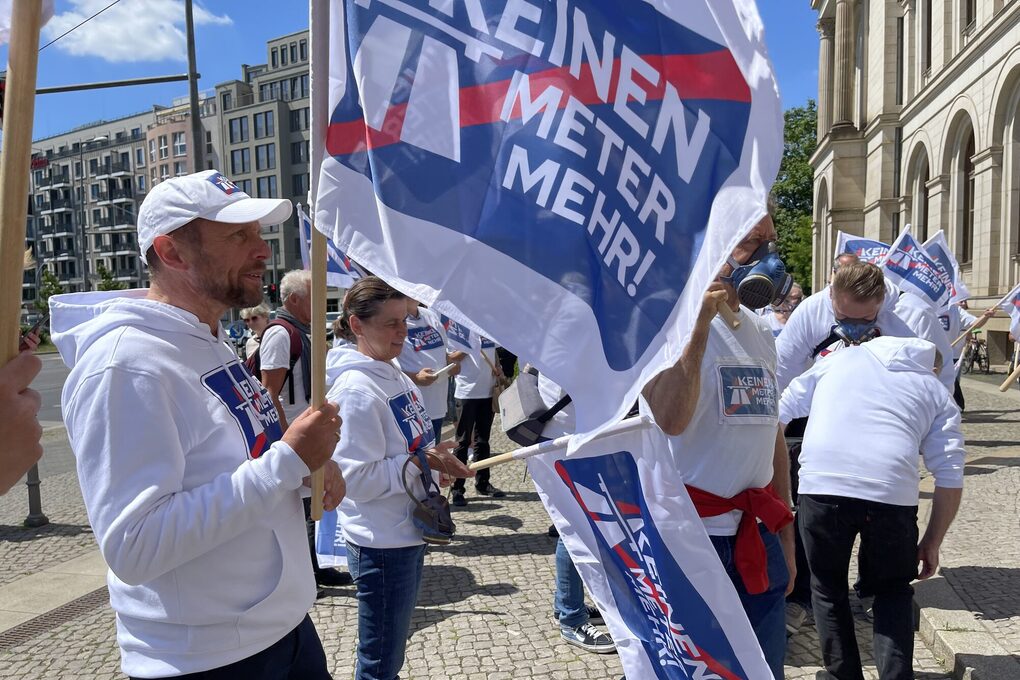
[203,363,283,459]
[388,390,435,453]
[408,325,444,352]
[716,364,778,420]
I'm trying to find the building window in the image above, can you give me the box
[280,45,288,66]
[73,161,82,178]
[148,139,156,163]
[158,135,169,160]
[290,43,298,63]
[290,108,310,132]
[137,175,146,192]
[174,161,187,176]
[135,148,145,167]
[960,134,976,263]
[256,143,276,171]
[90,184,100,200]
[172,132,187,157]
[291,141,308,164]
[231,148,251,175]
[271,48,278,68]
[963,0,976,31]
[923,0,933,73]
[90,158,99,174]
[292,173,309,196]
[254,111,275,138]
[299,40,307,61]
[237,178,253,195]
[222,91,233,112]
[160,164,170,180]
[256,175,278,198]
[229,116,250,144]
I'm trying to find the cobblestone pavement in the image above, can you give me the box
[7,382,1015,678]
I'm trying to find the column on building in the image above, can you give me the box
[832,0,858,127]
[899,0,915,101]
[817,18,835,140]
[925,173,950,245]
[971,147,1004,296]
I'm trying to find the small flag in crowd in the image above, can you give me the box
[315,509,348,569]
[310,0,783,434]
[997,282,1020,339]
[881,227,951,309]
[0,0,54,45]
[922,230,970,305]
[528,419,773,679]
[296,203,363,289]
[834,231,890,264]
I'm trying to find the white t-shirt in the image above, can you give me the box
[449,318,498,400]
[938,306,978,361]
[398,307,450,420]
[260,324,309,426]
[244,334,260,360]
[641,308,779,536]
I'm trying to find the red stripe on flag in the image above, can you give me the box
[326,50,749,157]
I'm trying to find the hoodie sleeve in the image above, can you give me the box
[776,302,814,392]
[895,297,955,393]
[778,359,828,425]
[332,386,418,502]
[919,390,965,489]
[64,366,308,587]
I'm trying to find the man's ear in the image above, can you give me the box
[150,234,190,272]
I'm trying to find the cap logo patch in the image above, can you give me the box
[208,172,242,195]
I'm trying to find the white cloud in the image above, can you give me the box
[44,0,232,63]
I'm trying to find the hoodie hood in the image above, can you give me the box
[50,290,223,370]
[325,344,402,384]
[861,335,938,373]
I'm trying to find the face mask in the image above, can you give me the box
[833,317,881,346]
[723,241,794,310]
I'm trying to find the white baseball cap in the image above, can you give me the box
[137,170,293,264]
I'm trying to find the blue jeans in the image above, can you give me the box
[431,418,444,444]
[347,542,426,680]
[709,524,789,680]
[554,537,588,629]
[129,615,330,679]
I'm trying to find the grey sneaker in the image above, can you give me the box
[560,622,616,654]
[786,601,808,635]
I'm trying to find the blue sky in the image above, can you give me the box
[1,1,820,142]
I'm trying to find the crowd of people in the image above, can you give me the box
[0,166,999,680]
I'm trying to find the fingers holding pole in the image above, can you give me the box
[716,301,741,330]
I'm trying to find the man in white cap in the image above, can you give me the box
[49,170,344,679]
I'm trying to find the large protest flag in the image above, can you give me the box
[833,231,890,265]
[922,230,970,306]
[523,418,772,679]
[997,282,1020,339]
[881,227,951,310]
[309,0,783,434]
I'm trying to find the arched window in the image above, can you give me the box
[923,0,933,73]
[961,133,976,263]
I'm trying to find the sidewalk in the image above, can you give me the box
[0,382,1015,678]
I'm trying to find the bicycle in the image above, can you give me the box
[959,331,990,374]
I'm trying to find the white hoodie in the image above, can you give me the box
[325,346,436,549]
[50,290,315,678]
[779,336,964,506]
[776,281,954,393]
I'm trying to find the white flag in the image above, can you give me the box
[833,231,890,264]
[922,230,970,306]
[296,203,363,290]
[882,227,951,309]
[528,418,773,679]
[0,0,54,46]
[997,282,1020,339]
[310,0,783,435]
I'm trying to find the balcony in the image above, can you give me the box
[114,269,137,281]
[113,242,137,256]
[38,171,70,188]
[113,215,135,229]
[50,199,73,213]
[52,223,76,237]
[93,216,114,231]
[94,162,129,179]
[95,192,112,206]
[53,248,77,261]
[37,201,52,214]
[38,224,55,237]
[111,188,134,203]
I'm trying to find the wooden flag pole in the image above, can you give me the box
[0,1,44,362]
[309,221,327,520]
[999,345,1020,393]
[716,301,741,329]
[951,314,991,348]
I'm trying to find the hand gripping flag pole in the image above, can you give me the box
[951,283,1020,348]
[0,0,43,362]
[309,215,327,520]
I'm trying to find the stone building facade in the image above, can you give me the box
[810,0,1020,360]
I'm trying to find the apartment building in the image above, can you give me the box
[811,0,1020,360]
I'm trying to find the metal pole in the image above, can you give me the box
[185,0,205,172]
[36,73,191,95]
[24,463,49,527]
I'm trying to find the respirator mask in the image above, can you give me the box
[832,317,881,346]
[722,241,794,310]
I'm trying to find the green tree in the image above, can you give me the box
[96,263,126,292]
[773,100,818,293]
[36,269,63,312]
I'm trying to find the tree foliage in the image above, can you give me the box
[36,269,63,312]
[96,263,126,292]
[773,100,818,293]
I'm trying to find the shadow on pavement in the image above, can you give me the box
[437,531,555,559]
[937,566,1020,620]
[0,523,92,542]
[962,410,1018,424]
[408,563,519,636]
[460,514,524,532]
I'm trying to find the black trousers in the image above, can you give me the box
[953,376,965,411]
[799,495,918,680]
[131,615,331,679]
[452,397,494,491]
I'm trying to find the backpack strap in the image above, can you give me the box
[537,394,572,424]
[811,329,841,359]
[263,319,303,405]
